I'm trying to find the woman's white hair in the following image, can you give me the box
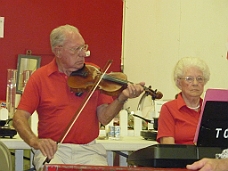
[173,57,210,86]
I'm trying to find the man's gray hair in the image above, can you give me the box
[50,24,79,52]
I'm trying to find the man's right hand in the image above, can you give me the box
[30,137,57,160]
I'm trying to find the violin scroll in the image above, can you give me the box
[144,86,163,100]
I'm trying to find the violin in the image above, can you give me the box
[67,64,163,99]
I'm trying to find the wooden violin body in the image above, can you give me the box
[68,64,128,96]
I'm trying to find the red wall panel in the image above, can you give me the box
[0,0,123,100]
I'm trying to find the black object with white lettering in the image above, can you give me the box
[197,101,228,148]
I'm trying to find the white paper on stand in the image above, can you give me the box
[154,100,167,118]
[119,109,128,137]
[142,105,155,130]
[0,108,8,120]
[134,110,142,136]
[148,110,155,130]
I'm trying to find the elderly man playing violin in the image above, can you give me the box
[13,24,145,170]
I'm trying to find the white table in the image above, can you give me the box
[97,136,157,166]
[0,135,157,171]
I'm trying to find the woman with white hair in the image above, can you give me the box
[157,57,210,144]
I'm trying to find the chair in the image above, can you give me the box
[0,140,13,171]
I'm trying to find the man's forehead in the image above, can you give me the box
[64,32,84,45]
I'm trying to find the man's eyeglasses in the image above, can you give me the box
[63,44,89,55]
[180,76,205,83]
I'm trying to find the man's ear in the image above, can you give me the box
[54,47,61,58]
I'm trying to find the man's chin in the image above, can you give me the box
[70,64,84,72]
[77,62,85,68]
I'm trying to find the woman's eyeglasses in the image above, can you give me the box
[180,76,204,83]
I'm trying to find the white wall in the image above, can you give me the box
[122,0,228,111]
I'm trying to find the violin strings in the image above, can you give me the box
[103,74,152,92]
[102,73,158,98]
[103,74,132,85]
